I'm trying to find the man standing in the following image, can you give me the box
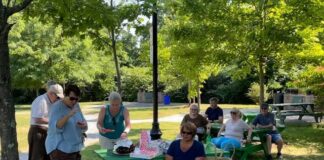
[252,103,284,160]
[28,84,64,160]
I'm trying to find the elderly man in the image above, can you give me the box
[28,84,64,160]
[252,103,284,160]
[181,104,208,142]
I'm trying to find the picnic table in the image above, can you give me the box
[242,111,259,124]
[94,144,219,160]
[269,103,323,123]
[235,128,271,160]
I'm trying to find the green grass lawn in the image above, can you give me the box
[13,102,324,160]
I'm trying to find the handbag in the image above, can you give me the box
[206,142,235,160]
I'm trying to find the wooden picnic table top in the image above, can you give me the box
[270,103,314,107]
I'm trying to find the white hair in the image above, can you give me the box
[109,92,122,102]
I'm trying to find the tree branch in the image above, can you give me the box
[6,0,11,7]
[89,31,112,47]
[8,0,33,16]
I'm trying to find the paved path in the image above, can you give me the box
[19,106,318,160]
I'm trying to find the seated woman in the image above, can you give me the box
[181,104,208,142]
[166,122,206,160]
[211,108,252,150]
[97,92,131,150]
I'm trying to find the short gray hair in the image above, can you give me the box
[109,92,122,102]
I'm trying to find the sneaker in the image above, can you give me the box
[277,153,283,159]
[266,155,273,160]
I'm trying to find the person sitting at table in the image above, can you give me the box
[205,97,223,124]
[211,108,252,151]
[181,104,208,142]
[252,103,284,160]
[97,91,131,150]
[166,122,206,160]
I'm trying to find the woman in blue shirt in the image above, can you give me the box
[45,84,87,160]
[97,92,131,150]
[166,122,206,160]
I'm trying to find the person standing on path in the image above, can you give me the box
[28,83,64,160]
[45,84,88,160]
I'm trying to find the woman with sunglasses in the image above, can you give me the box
[211,108,252,151]
[45,84,88,160]
[181,104,208,142]
[97,91,131,150]
[166,122,206,160]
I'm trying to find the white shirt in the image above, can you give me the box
[30,93,52,127]
[224,119,250,141]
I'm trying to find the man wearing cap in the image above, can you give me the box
[252,103,284,160]
[28,84,64,160]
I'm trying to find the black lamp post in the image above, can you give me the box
[150,1,162,140]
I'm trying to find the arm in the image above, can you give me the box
[56,107,78,129]
[77,106,88,131]
[195,157,206,160]
[34,117,48,124]
[216,116,223,124]
[217,124,225,137]
[165,155,173,160]
[121,107,131,139]
[97,106,110,133]
[246,126,253,143]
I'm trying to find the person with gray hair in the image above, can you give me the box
[28,83,64,160]
[97,92,131,150]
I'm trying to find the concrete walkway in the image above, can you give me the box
[19,106,318,160]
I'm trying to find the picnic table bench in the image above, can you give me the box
[270,103,323,123]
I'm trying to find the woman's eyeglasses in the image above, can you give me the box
[230,111,238,115]
[69,97,79,101]
[181,131,193,135]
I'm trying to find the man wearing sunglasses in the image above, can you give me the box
[28,83,64,160]
[252,103,284,160]
[45,84,88,160]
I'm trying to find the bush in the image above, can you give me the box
[246,82,269,104]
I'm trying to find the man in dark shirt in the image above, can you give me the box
[205,97,223,124]
[252,103,284,160]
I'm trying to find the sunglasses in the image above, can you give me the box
[261,108,268,110]
[190,108,198,111]
[230,111,238,114]
[69,96,79,101]
[181,131,193,135]
[112,117,116,126]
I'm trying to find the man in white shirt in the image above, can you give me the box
[28,84,64,160]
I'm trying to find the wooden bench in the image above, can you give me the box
[279,112,323,123]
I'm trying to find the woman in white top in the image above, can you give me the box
[211,108,252,150]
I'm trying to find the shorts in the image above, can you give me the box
[268,133,282,143]
[99,135,119,150]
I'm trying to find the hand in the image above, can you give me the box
[99,127,114,134]
[246,137,251,143]
[68,107,79,117]
[120,132,127,139]
[77,121,87,129]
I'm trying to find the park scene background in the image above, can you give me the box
[0,0,323,160]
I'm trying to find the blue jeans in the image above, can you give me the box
[211,137,241,151]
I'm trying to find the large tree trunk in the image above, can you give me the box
[111,29,122,94]
[110,0,122,94]
[258,57,265,104]
[0,22,19,160]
